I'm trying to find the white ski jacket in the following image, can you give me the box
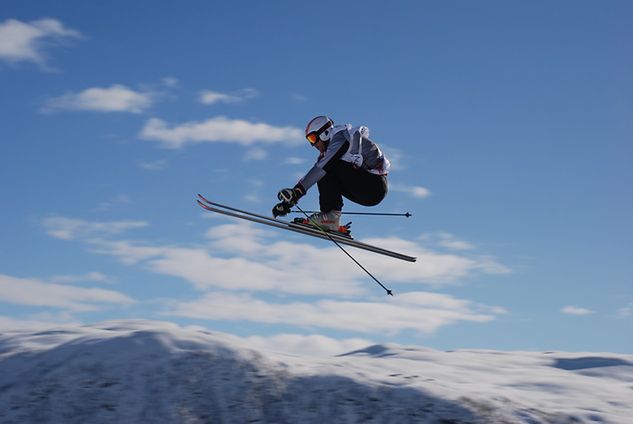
[298,124,390,192]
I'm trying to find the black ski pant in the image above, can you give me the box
[318,160,388,212]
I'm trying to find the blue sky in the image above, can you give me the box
[1,0,631,354]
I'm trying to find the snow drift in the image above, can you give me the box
[0,320,631,423]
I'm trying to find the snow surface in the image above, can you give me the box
[0,320,631,423]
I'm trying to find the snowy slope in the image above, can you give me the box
[0,321,631,424]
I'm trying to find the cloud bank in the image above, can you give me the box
[165,291,503,334]
[38,215,510,336]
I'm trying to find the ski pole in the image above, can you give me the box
[294,204,394,296]
[291,210,412,218]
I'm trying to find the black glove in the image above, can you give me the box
[277,184,305,206]
[272,201,291,218]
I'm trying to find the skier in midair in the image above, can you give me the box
[273,115,390,232]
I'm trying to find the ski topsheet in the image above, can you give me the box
[196,194,417,263]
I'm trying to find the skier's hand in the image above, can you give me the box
[272,201,291,218]
[277,185,305,206]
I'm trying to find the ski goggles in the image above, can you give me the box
[305,124,331,145]
[305,132,320,144]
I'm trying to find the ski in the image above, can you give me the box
[196,194,417,263]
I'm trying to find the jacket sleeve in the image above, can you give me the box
[298,137,350,192]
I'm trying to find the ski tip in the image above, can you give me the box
[197,193,212,204]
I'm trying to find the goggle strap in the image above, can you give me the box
[306,121,333,144]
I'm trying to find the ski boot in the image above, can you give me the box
[293,210,352,238]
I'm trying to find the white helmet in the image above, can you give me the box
[305,115,334,144]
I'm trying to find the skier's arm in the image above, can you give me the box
[298,140,350,192]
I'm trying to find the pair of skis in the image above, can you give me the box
[196,194,417,295]
[196,194,416,262]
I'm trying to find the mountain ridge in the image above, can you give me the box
[1,320,631,423]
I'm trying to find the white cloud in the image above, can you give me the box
[241,333,372,357]
[561,306,594,316]
[42,216,148,240]
[199,88,259,105]
[0,315,82,332]
[204,223,274,255]
[391,183,432,199]
[382,146,406,171]
[49,272,114,284]
[139,116,304,149]
[87,239,166,265]
[617,303,632,318]
[0,18,81,65]
[243,147,268,161]
[422,232,475,251]
[43,84,155,113]
[43,215,510,297]
[164,234,492,291]
[39,215,510,335]
[437,233,474,250]
[0,274,134,312]
[161,77,180,87]
[164,291,503,335]
[355,237,510,284]
[92,239,366,296]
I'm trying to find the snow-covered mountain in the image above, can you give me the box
[0,321,631,423]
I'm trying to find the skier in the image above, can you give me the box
[273,115,390,232]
